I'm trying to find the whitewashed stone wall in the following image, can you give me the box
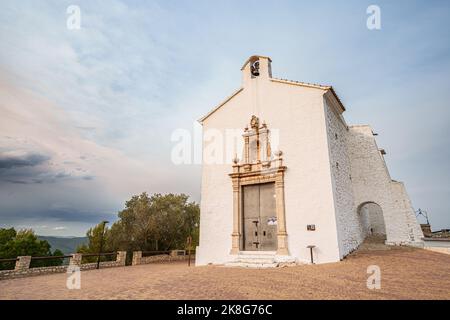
[346,125,423,246]
[390,181,424,244]
[324,98,361,258]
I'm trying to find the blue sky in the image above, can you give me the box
[0,0,449,235]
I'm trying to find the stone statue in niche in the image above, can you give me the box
[250,115,259,129]
[241,115,273,165]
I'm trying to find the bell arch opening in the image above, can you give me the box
[357,202,387,240]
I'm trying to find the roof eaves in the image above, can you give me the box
[328,87,346,112]
[271,78,346,112]
[270,77,331,90]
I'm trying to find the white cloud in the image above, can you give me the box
[52,226,67,231]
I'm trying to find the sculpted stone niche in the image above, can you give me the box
[229,116,288,255]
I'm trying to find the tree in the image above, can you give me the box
[0,228,16,245]
[84,193,200,256]
[51,249,65,266]
[0,228,17,270]
[76,222,111,263]
[115,192,156,251]
[150,193,200,250]
[0,228,64,270]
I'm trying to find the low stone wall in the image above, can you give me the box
[0,265,68,280]
[0,251,126,280]
[132,250,193,265]
[80,260,125,271]
[425,247,450,255]
[423,238,450,255]
[0,250,194,280]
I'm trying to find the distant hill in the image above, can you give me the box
[38,236,88,254]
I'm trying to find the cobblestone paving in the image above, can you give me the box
[1,247,449,300]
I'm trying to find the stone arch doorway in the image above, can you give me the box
[357,202,387,239]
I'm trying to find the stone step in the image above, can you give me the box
[236,258,276,264]
[225,252,296,268]
[225,261,279,268]
[238,251,276,255]
[236,254,275,259]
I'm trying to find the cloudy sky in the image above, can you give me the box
[0,0,449,236]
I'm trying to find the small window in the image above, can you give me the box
[335,133,338,140]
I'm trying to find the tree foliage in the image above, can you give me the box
[80,193,200,256]
[0,228,64,270]
[76,222,112,263]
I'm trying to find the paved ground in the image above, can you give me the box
[1,245,449,300]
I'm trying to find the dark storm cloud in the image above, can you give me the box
[1,171,95,185]
[0,208,116,224]
[0,153,49,169]
[0,151,50,184]
[0,150,95,185]
[4,179,30,184]
[43,209,116,223]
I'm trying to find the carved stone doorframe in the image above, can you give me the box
[229,116,289,256]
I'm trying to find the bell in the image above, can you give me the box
[251,61,260,76]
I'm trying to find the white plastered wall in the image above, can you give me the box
[196,57,341,265]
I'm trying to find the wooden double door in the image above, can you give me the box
[242,183,277,251]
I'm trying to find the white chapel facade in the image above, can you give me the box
[195,56,423,265]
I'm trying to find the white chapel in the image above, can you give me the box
[195,56,424,266]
